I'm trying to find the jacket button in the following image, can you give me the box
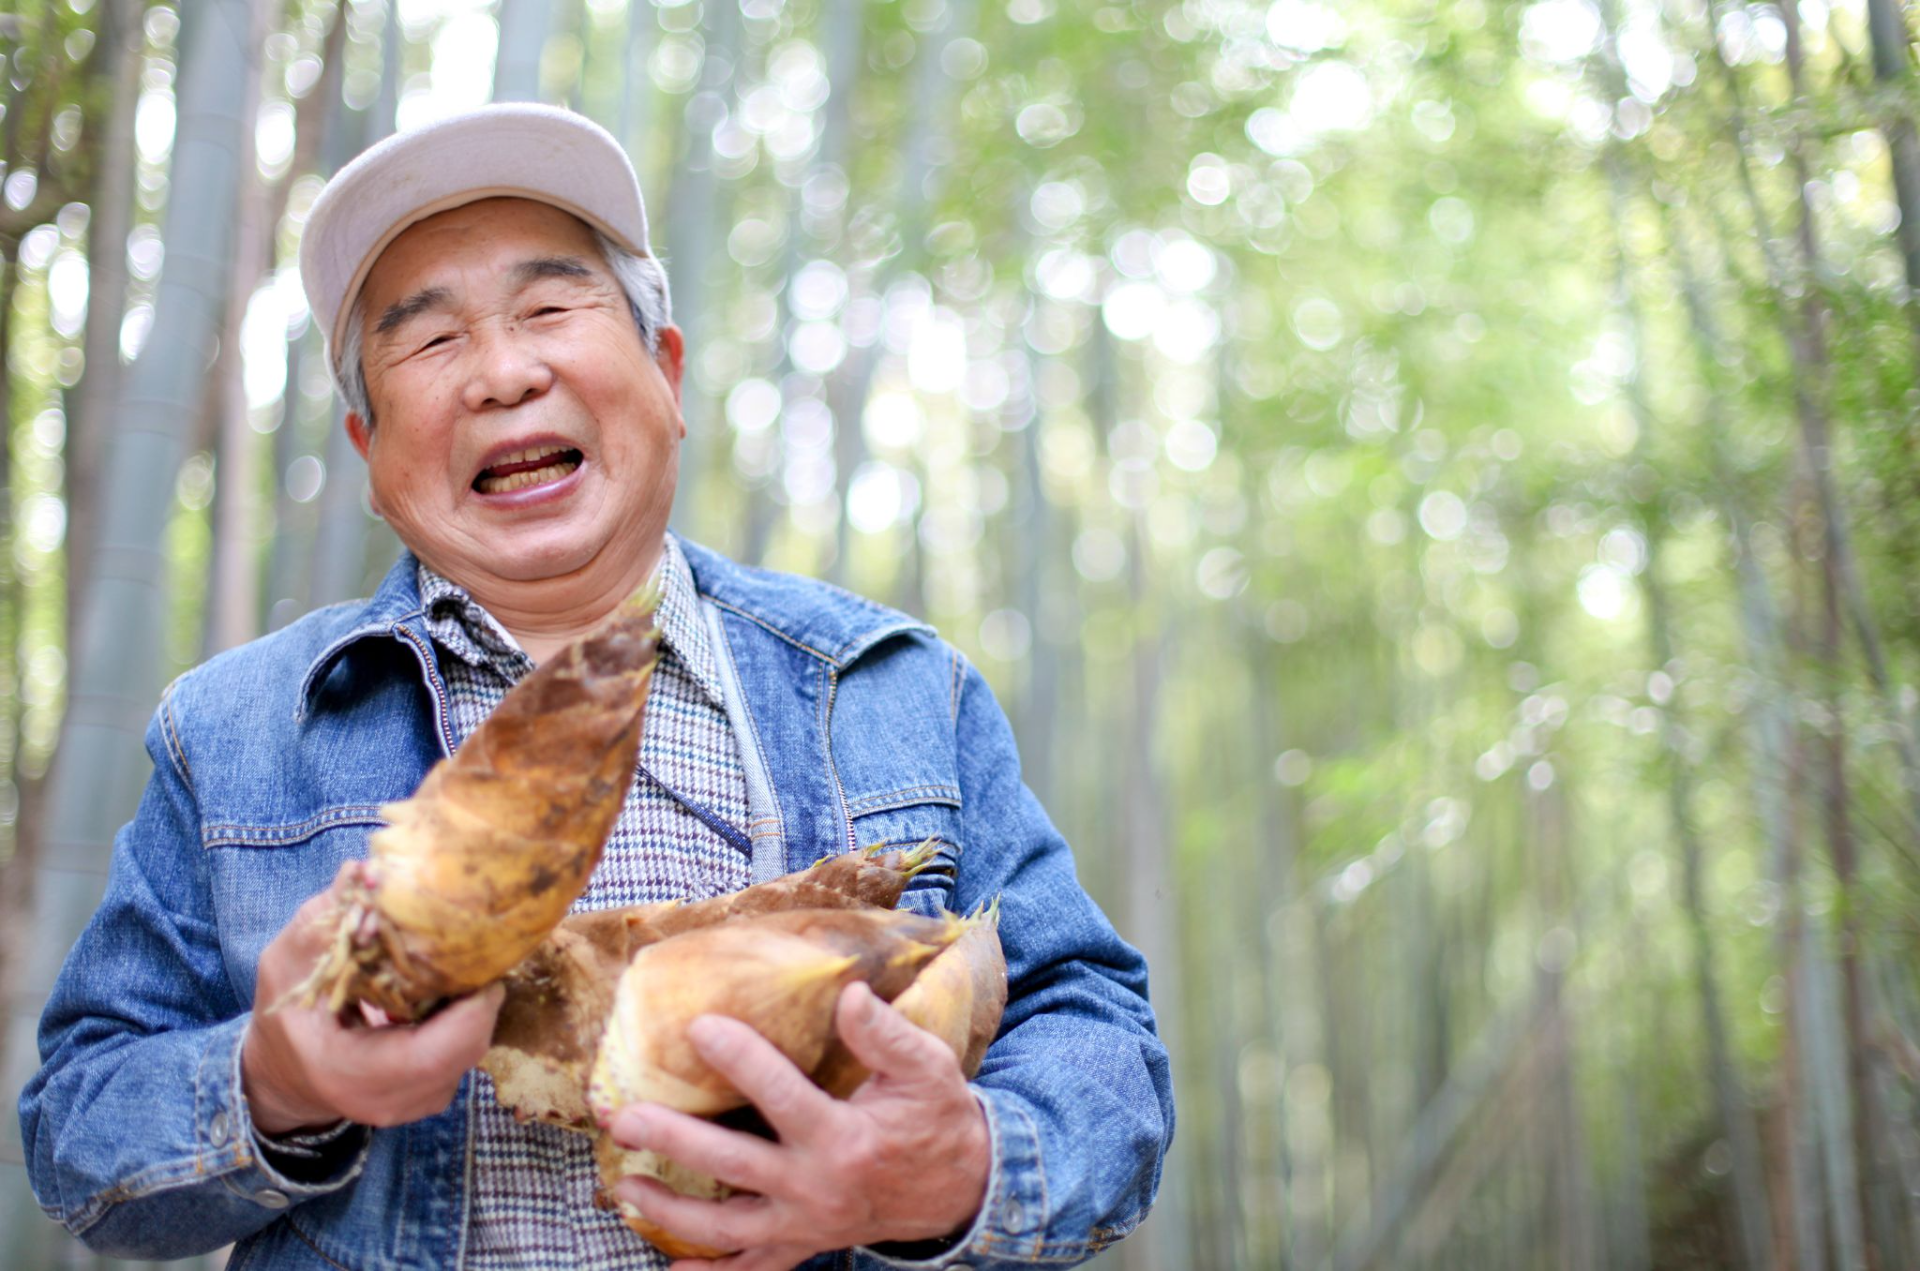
[209,1112,230,1146]
[255,1188,290,1210]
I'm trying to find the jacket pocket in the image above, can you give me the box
[846,791,962,918]
[203,814,386,1007]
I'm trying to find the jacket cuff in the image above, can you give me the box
[854,1085,1048,1269]
[196,1015,371,1209]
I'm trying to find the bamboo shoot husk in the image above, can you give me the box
[289,586,660,1022]
[588,904,1004,1259]
[483,845,938,1130]
[587,907,966,1121]
[813,900,1006,1098]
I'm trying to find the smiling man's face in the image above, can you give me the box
[346,196,684,593]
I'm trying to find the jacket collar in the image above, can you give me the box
[676,537,931,670]
[298,536,932,715]
[296,551,428,715]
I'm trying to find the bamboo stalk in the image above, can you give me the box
[493,0,555,103]
[205,0,277,655]
[1582,45,1776,1245]
[310,0,403,607]
[1665,194,1831,1271]
[1862,0,1920,366]
[0,0,262,1259]
[66,0,143,629]
[657,0,737,538]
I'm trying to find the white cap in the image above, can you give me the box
[299,102,651,360]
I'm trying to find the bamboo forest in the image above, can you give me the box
[4,0,1920,1266]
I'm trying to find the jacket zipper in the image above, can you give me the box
[823,666,858,857]
[395,625,456,757]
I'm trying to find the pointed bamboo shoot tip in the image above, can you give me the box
[900,837,940,875]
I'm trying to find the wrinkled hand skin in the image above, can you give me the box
[243,862,506,1135]
[609,981,991,1271]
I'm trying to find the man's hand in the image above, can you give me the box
[242,862,505,1135]
[609,980,991,1271]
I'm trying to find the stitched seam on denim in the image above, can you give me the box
[845,786,962,816]
[948,649,964,724]
[193,1025,209,1202]
[1089,1212,1145,1250]
[202,806,389,849]
[286,1211,359,1271]
[66,1145,252,1236]
[968,1237,1091,1262]
[703,597,932,672]
[1022,1098,1050,1259]
[159,689,194,787]
[706,597,838,663]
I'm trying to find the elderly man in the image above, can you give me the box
[19,104,1172,1269]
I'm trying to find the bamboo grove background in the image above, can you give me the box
[1,0,1919,1267]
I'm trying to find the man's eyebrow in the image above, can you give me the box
[511,256,597,285]
[373,286,454,336]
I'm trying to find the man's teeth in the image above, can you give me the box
[476,453,580,494]
[493,444,568,468]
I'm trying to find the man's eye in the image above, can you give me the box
[419,334,453,352]
[531,306,566,318]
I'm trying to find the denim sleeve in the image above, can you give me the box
[16,701,370,1258]
[853,656,1175,1269]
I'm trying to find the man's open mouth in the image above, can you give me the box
[473,445,583,494]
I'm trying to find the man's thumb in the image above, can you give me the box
[837,982,946,1086]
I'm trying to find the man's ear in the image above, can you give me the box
[345,411,373,462]
[344,412,383,517]
[655,326,686,410]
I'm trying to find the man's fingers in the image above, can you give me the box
[834,982,952,1089]
[685,1015,831,1141]
[272,870,354,962]
[414,982,505,1067]
[272,860,377,971]
[614,1174,777,1254]
[610,1105,783,1194]
[352,982,502,1072]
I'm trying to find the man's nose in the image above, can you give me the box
[462,327,555,412]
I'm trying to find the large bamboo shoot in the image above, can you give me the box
[292,588,659,1020]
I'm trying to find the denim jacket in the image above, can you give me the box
[19,538,1173,1269]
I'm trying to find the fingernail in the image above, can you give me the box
[612,1107,651,1146]
[688,1015,731,1054]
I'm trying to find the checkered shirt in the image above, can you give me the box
[415,536,752,1268]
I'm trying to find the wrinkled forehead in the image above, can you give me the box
[356,196,606,323]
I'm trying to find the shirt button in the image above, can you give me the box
[209,1112,230,1146]
[255,1189,290,1210]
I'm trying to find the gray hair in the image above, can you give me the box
[331,227,671,425]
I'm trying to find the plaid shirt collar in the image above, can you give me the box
[415,533,723,706]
